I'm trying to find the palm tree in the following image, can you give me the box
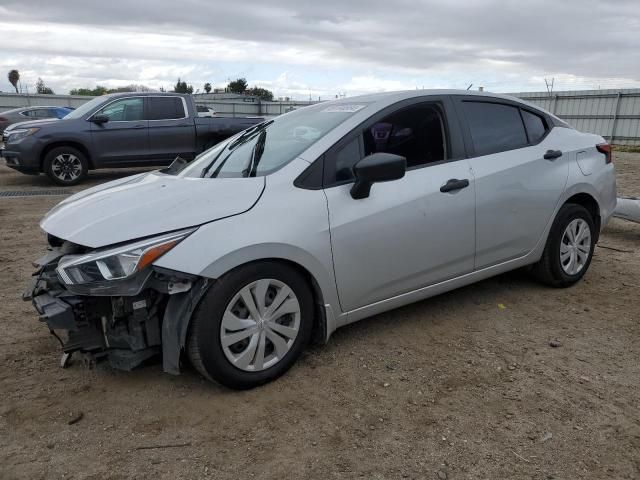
[8,70,20,93]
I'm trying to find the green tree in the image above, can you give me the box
[204,82,212,93]
[69,86,109,96]
[227,77,248,94]
[173,78,193,94]
[106,84,153,93]
[36,78,54,94]
[248,86,274,101]
[7,69,20,93]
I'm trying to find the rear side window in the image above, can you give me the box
[147,97,185,120]
[463,102,528,156]
[521,109,547,143]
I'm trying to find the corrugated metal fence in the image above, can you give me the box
[0,93,91,110]
[2,88,639,145]
[512,89,640,146]
[0,93,316,120]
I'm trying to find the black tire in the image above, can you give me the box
[43,146,88,186]
[532,204,596,288]
[187,261,314,389]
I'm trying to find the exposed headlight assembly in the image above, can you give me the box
[6,127,39,142]
[56,229,194,285]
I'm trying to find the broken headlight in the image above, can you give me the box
[56,229,194,285]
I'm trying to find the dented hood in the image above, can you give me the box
[41,171,265,248]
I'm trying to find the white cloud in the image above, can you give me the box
[1,1,639,98]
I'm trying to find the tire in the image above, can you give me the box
[187,262,314,389]
[43,146,88,186]
[532,204,596,288]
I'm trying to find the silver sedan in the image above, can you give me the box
[27,90,617,389]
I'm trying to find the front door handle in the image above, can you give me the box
[132,124,146,129]
[544,149,563,160]
[440,178,470,193]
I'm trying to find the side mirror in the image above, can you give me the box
[90,114,109,124]
[350,152,406,199]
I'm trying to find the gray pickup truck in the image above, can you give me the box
[1,92,263,185]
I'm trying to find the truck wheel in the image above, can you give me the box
[532,204,596,288]
[43,147,88,186]
[187,261,314,389]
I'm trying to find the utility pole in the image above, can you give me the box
[544,77,555,96]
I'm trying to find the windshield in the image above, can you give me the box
[64,96,110,119]
[177,102,369,179]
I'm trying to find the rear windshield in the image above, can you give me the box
[177,102,368,179]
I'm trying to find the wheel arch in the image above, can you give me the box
[40,141,93,171]
[563,192,601,242]
[203,254,333,346]
[216,258,329,344]
[160,249,338,375]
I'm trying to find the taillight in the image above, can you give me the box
[596,143,612,164]
[0,117,7,121]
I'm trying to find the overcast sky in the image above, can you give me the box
[0,0,639,99]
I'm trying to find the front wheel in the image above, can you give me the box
[532,204,596,287]
[43,147,88,186]
[187,262,314,389]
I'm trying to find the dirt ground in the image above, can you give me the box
[0,154,638,480]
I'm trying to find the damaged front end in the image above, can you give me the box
[24,231,210,374]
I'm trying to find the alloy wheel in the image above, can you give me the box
[560,218,591,275]
[220,278,301,372]
[51,153,82,182]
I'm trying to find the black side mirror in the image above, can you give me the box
[90,114,109,124]
[350,152,406,199]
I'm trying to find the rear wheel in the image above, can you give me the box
[532,204,596,287]
[187,262,313,389]
[43,146,88,186]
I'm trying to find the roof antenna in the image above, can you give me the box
[466,83,473,90]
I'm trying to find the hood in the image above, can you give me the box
[41,171,265,248]
[5,118,60,131]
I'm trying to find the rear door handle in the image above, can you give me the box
[440,178,470,193]
[544,149,563,160]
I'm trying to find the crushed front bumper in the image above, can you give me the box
[24,243,210,373]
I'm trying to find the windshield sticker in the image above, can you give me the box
[322,104,367,113]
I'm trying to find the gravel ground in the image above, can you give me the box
[0,155,639,480]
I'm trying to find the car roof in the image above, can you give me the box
[329,89,528,106]
[99,92,189,99]
[322,89,551,120]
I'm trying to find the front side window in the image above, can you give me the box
[327,103,448,184]
[463,101,528,156]
[147,97,185,120]
[176,102,368,179]
[97,98,144,121]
